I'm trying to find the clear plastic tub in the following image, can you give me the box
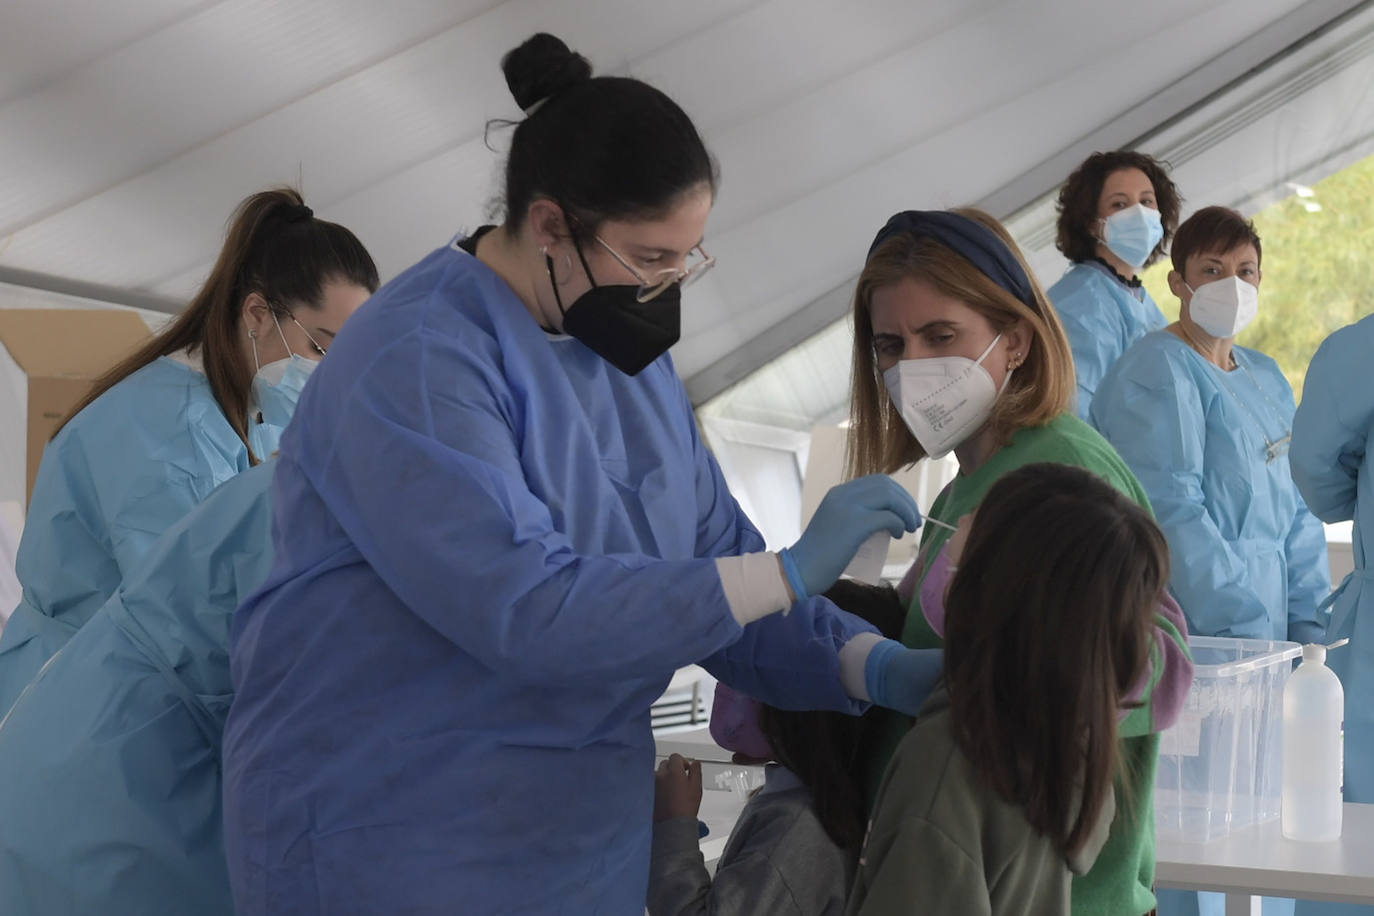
[1155,636,1302,843]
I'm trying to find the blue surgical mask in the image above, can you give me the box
[248,415,286,459]
[252,353,317,428]
[250,312,321,431]
[1099,203,1164,270]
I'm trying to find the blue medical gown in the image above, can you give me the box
[0,357,274,714]
[1092,332,1330,643]
[1289,314,1374,916]
[222,241,875,915]
[1048,260,1168,422]
[0,461,276,916]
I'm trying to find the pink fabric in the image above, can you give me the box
[895,557,922,608]
[1122,591,1194,731]
[918,546,956,638]
[709,682,774,760]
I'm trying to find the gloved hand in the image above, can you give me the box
[779,475,921,599]
[866,641,943,717]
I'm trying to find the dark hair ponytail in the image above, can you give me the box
[498,32,717,238]
[56,188,379,463]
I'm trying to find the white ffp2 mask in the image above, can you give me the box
[882,335,1009,460]
[1186,276,1259,339]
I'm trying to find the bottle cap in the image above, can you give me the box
[1302,643,1328,664]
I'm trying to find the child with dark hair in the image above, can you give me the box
[649,580,907,916]
[848,463,1192,916]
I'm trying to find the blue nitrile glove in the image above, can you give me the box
[779,475,921,599]
[866,640,943,717]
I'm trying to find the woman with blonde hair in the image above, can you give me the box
[849,208,1192,915]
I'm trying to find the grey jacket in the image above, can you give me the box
[648,766,853,916]
[846,687,1114,916]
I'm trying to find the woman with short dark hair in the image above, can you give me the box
[1093,205,1329,649]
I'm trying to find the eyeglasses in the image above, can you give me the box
[593,236,716,303]
[271,309,328,357]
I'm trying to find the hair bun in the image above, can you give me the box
[501,33,592,113]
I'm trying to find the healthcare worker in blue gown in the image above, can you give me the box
[1093,207,1330,916]
[223,34,942,916]
[1290,314,1374,916]
[1046,150,1182,421]
[0,188,377,716]
[0,461,279,916]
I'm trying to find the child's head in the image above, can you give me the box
[756,580,906,852]
[943,462,1169,857]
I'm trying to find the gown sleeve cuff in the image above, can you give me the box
[839,631,885,701]
[715,553,794,626]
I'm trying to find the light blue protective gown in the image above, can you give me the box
[1095,331,1331,916]
[0,356,280,714]
[222,238,878,915]
[1291,314,1374,916]
[1048,260,1168,422]
[1093,331,1330,643]
[0,461,276,916]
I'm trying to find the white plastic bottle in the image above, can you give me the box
[1282,644,1344,841]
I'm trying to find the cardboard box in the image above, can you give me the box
[0,309,152,509]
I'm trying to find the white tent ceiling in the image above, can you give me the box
[1,0,1368,403]
[701,0,1374,435]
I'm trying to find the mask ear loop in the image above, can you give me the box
[543,248,568,321]
[973,333,1002,365]
[569,234,597,289]
[543,235,598,320]
[270,310,294,359]
[247,327,264,427]
[975,333,1019,394]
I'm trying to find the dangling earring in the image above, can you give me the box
[249,328,261,373]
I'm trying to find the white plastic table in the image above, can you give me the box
[1156,804,1374,915]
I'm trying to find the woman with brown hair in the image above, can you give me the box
[0,188,377,713]
[849,462,1179,916]
[1046,150,1182,421]
[848,207,1192,914]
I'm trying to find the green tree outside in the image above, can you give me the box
[1140,152,1374,403]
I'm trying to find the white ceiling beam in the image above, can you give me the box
[0,264,182,314]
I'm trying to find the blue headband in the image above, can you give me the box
[866,210,1035,308]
